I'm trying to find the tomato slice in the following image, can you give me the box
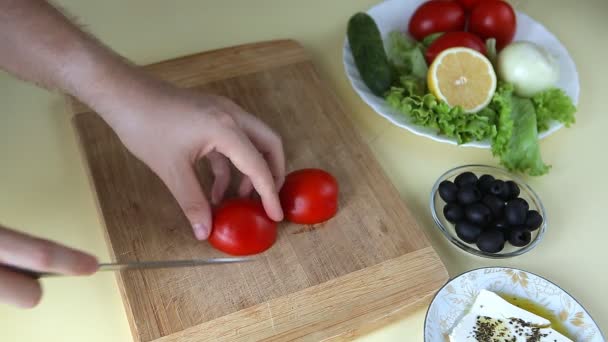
[280,168,339,225]
[209,198,277,256]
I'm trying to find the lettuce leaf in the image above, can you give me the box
[500,97,551,176]
[386,88,497,144]
[387,31,428,80]
[491,83,515,158]
[532,88,577,132]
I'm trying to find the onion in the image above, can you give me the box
[497,41,559,98]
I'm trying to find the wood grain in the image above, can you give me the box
[70,40,448,342]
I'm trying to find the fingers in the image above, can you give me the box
[207,152,231,205]
[238,176,254,198]
[215,130,284,222]
[0,227,98,275]
[155,161,212,240]
[0,267,42,309]
[225,106,286,189]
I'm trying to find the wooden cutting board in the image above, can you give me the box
[68,40,448,342]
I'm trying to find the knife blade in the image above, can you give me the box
[2,257,253,279]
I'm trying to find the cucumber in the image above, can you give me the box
[347,13,393,97]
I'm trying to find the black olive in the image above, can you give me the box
[510,198,530,212]
[492,218,509,231]
[455,172,478,188]
[482,194,506,217]
[505,181,520,200]
[443,203,465,223]
[492,218,511,240]
[457,186,481,205]
[504,199,528,226]
[465,203,493,227]
[455,222,483,244]
[489,179,510,200]
[477,174,495,194]
[525,210,543,231]
[508,228,532,247]
[438,180,459,203]
[476,230,505,253]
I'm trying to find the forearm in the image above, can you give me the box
[0,0,159,126]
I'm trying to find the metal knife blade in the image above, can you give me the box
[3,257,253,279]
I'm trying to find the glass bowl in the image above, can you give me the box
[430,165,547,259]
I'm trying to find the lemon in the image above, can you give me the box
[428,47,497,113]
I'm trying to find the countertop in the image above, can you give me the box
[1,0,606,340]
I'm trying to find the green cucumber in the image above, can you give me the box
[347,12,393,97]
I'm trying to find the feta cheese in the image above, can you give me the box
[449,290,572,341]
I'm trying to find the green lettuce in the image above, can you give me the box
[500,97,551,175]
[387,31,428,80]
[386,87,497,144]
[491,83,515,158]
[532,88,577,132]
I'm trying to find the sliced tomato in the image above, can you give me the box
[280,169,339,225]
[209,198,277,256]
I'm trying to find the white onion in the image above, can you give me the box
[497,41,560,98]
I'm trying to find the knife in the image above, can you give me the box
[2,257,253,279]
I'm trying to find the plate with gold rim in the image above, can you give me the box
[424,267,604,341]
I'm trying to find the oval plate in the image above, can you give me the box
[424,267,604,341]
[343,0,580,148]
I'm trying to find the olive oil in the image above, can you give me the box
[498,293,573,340]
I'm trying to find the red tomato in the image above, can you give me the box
[279,169,339,225]
[469,0,516,50]
[408,0,466,41]
[456,0,482,11]
[209,198,277,256]
[425,32,487,64]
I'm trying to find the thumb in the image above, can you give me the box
[157,161,212,240]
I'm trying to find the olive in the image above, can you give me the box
[492,218,509,231]
[505,181,520,200]
[525,210,543,231]
[491,218,510,240]
[504,199,528,226]
[457,186,482,205]
[509,228,532,247]
[465,203,493,227]
[455,222,483,244]
[443,203,465,223]
[476,230,505,253]
[482,194,506,217]
[510,198,530,211]
[438,180,459,203]
[489,180,510,200]
[477,174,495,194]
[455,172,478,188]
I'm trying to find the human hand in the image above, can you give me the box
[95,79,285,240]
[0,225,98,308]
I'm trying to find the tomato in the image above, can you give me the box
[279,169,339,224]
[456,0,482,11]
[425,31,487,64]
[209,198,277,256]
[408,0,466,41]
[469,0,516,50]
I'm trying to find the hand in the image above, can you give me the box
[97,79,285,240]
[0,225,98,308]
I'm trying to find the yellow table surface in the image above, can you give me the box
[1,0,606,340]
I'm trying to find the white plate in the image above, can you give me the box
[343,0,580,148]
[424,267,605,342]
